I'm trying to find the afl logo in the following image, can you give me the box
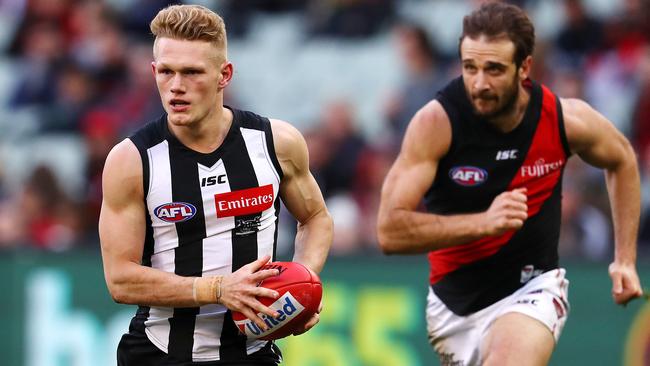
[449,166,488,186]
[154,202,197,223]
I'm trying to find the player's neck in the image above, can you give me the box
[487,86,530,133]
[169,106,233,154]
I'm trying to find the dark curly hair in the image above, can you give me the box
[459,2,535,68]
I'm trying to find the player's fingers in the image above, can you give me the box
[496,196,527,212]
[251,268,280,283]
[511,191,528,203]
[610,271,623,295]
[506,218,525,230]
[246,299,279,319]
[505,210,528,221]
[505,205,528,220]
[614,290,640,305]
[503,201,528,214]
[292,313,319,336]
[240,308,269,331]
[507,198,528,208]
[512,187,528,195]
[503,188,527,202]
[245,255,272,272]
[623,288,643,301]
[621,274,643,296]
[613,293,627,305]
[252,286,279,300]
[303,313,319,329]
[636,287,644,297]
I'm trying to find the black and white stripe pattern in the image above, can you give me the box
[128,109,283,362]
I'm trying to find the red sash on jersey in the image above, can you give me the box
[429,85,567,284]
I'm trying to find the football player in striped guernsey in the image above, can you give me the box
[99,5,333,365]
[377,2,643,366]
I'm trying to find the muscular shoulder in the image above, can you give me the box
[560,96,636,170]
[560,97,606,154]
[270,119,308,178]
[103,139,144,207]
[560,98,593,129]
[401,99,451,162]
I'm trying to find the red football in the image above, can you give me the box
[232,261,322,340]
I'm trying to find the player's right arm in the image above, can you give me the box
[377,101,528,254]
[99,139,279,328]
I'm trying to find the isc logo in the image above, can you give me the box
[449,166,488,186]
[496,149,518,160]
[201,174,226,187]
[154,202,197,223]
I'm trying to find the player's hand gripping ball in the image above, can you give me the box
[232,261,322,340]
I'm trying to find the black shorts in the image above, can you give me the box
[117,330,281,366]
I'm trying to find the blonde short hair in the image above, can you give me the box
[150,5,227,50]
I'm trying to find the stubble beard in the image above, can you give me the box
[470,76,520,121]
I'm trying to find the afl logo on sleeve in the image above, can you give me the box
[449,166,488,186]
[154,202,197,222]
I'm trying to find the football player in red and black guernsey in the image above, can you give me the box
[377,2,643,366]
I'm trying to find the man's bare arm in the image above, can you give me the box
[99,139,199,306]
[562,98,643,304]
[377,101,528,254]
[272,119,333,274]
[271,119,333,335]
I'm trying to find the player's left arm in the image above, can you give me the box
[562,98,643,305]
[271,119,333,274]
[271,118,333,335]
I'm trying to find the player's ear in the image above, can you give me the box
[518,55,533,80]
[218,61,233,90]
[151,62,156,77]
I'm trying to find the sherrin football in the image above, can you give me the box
[231,261,322,340]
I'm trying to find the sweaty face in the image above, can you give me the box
[152,38,225,127]
[460,36,522,120]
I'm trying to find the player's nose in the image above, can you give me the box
[170,74,186,93]
[473,71,490,93]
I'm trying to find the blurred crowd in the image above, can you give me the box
[0,0,649,262]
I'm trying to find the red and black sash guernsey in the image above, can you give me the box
[424,77,571,315]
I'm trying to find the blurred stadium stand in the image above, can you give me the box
[1,1,649,366]
[1,0,649,259]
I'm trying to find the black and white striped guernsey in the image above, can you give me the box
[127,107,284,363]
